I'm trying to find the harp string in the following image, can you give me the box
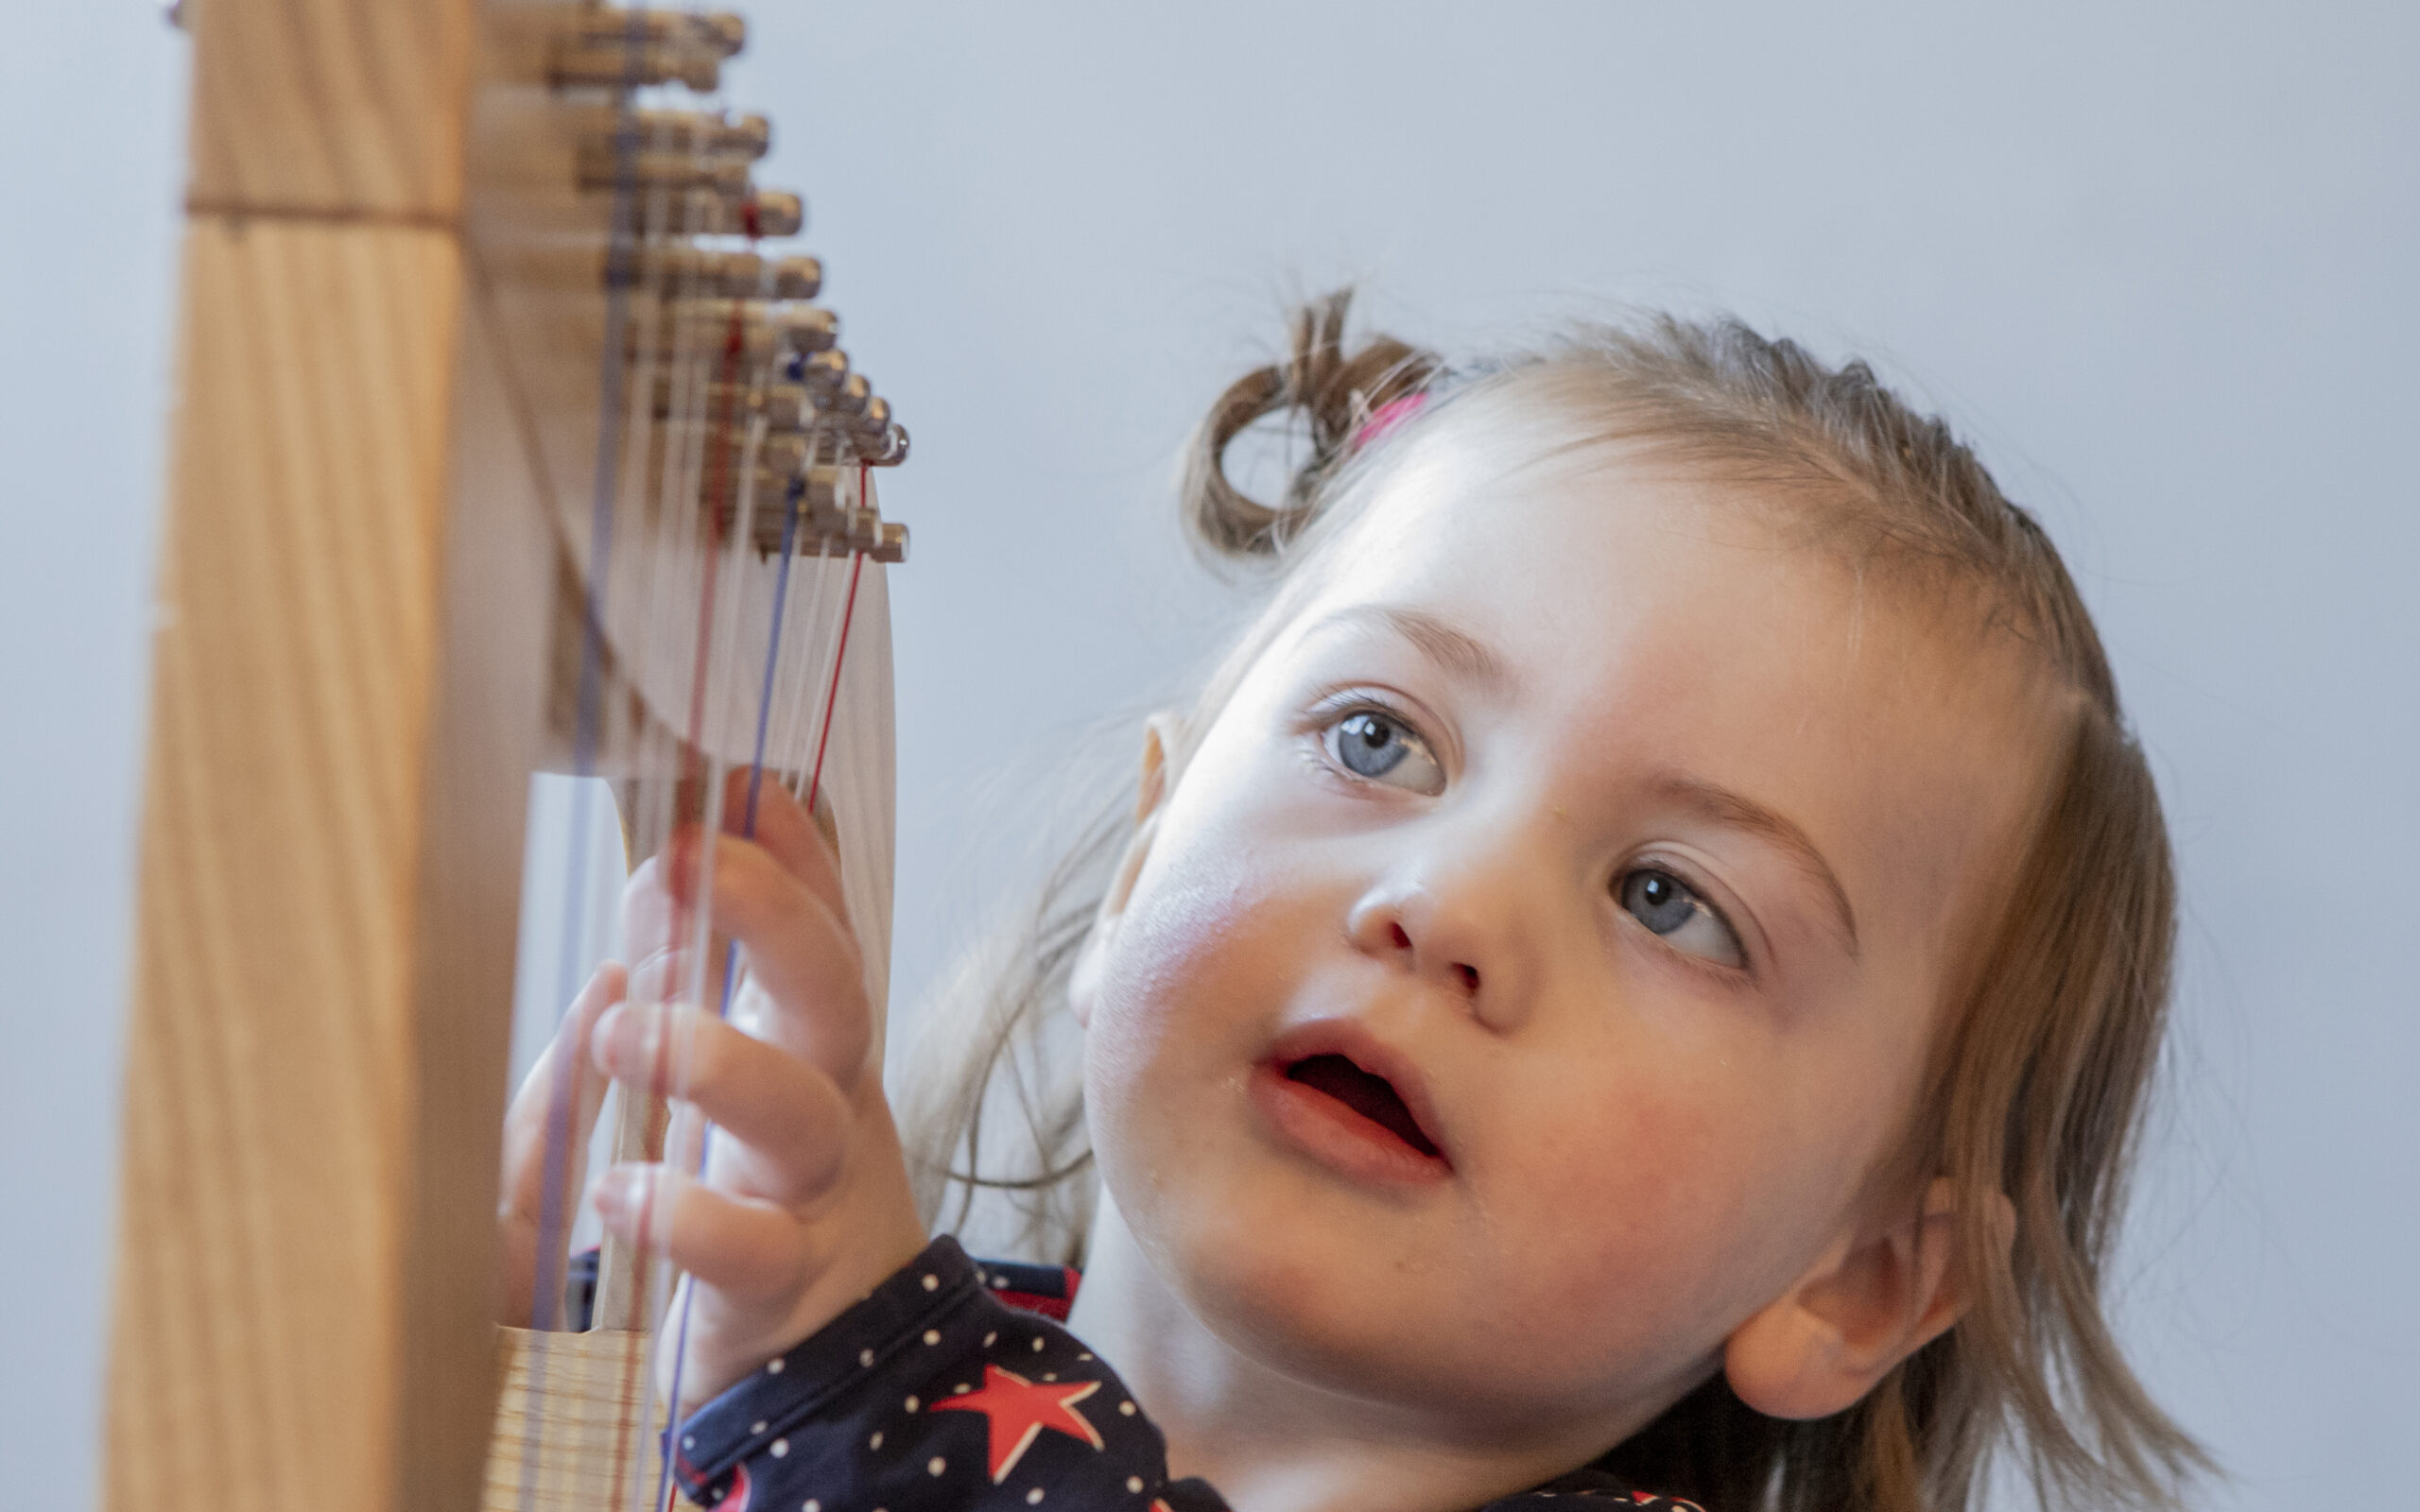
[514,9,666,1512]
[634,290,769,1511]
[656,535,866,1512]
[501,12,897,1505]
[524,2,649,1348]
[613,109,744,1510]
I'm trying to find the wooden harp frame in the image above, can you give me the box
[103,4,906,1508]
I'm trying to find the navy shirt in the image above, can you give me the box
[671,1237,1703,1512]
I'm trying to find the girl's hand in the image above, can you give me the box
[590,771,930,1411]
[498,962,621,1330]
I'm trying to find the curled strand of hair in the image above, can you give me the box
[1182,289,1443,561]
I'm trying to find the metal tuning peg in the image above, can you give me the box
[648,187,804,239]
[553,9,745,92]
[575,144,752,198]
[629,108,770,160]
[631,300,838,364]
[864,422,910,468]
[766,255,822,301]
[786,348,850,392]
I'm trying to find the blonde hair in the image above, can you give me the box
[899,292,2206,1512]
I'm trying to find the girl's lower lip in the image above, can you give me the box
[1247,1063,1453,1187]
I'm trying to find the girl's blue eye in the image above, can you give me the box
[1618,868,1746,969]
[1323,710,1444,795]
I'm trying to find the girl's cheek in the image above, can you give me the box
[1499,1057,1787,1310]
[1096,839,1277,1043]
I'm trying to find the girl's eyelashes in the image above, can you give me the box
[1616,867,1747,971]
[1316,703,1446,797]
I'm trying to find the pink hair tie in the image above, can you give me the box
[1350,392,1428,453]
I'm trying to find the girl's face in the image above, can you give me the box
[1078,435,2060,1443]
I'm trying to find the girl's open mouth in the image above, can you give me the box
[1282,1054,1441,1158]
[1250,1026,1452,1185]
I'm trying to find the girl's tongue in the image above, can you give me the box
[1284,1054,1441,1159]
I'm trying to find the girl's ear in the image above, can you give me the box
[1722,1179,2014,1421]
[1069,713,1182,1030]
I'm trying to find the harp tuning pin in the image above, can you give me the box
[623,108,769,160]
[757,433,810,475]
[634,301,838,363]
[724,112,772,158]
[839,393,889,434]
[648,188,804,239]
[741,190,804,239]
[552,44,720,94]
[820,373,873,421]
[865,422,910,468]
[786,348,850,391]
[575,143,752,197]
[567,9,746,57]
[696,11,748,56]
[770,255,823,301]
[774,303,838,353]
[552,10,744,93]
[761,382,812,431]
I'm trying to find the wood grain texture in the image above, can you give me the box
[106,198,565,1511]
[186,0,480,218]
[107,217,472,1509]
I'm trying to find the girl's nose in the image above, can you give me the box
[1345,876,1528,1033]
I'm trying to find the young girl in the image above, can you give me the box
[503,294,2205,1512]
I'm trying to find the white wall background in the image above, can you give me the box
[4,3,2412,1506]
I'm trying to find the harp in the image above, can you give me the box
[103,3,908,1509]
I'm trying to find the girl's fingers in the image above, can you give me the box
[497,963,624,1327]
[592,1001,852,1202]
[592,1162,808,1305]
[502,963,625,1218]
[664,831,872,1085]
[717,766,850,926]
[624,942,732,1018]
[621,855,676,963]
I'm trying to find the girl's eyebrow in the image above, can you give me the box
[1660,776,1861,959]
[1311,604,1516,689]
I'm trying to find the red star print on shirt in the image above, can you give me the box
[928,1362,1106,1483]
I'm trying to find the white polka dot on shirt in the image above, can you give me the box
[751,1420,768,1435]
[1030,1336,1045,1352]
[1127,1477,1145,1493]
[769,1439,788,1458]
[928,1456,947,1476]
[1027,1490,1046,1505]
[859,1348,875,1367]
[922,1273,939,1291]
[905,1394,920,1412]
[924,1329,942,1346]
[983,1331,996,1348]
[804,1502,819,1512]
[1118,1400,1136,1416]
[870,1430,884,1450]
